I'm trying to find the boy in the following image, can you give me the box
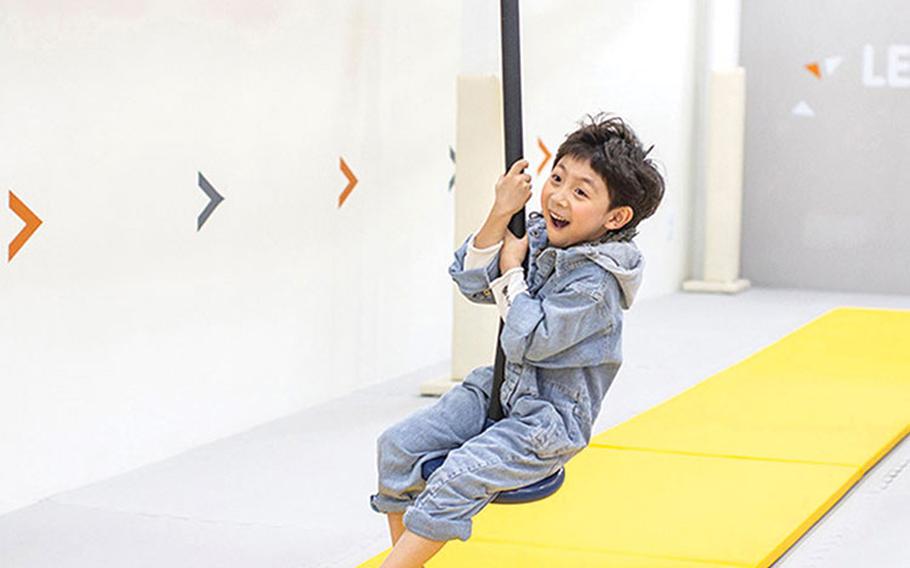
[371,114,665,568]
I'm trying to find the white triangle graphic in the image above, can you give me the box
[792,100,815,117]
[825,56,843,75]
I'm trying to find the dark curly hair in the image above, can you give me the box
[553,113,665,231]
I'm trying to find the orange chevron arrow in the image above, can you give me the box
[536,137,552,175]
[338,157,358,208]
[805,62,821,79]
[9,191,43,262]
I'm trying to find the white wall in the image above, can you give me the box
[521,0,698,299]
[0,0,459,514]
[461,0,698,298]
[0,0,699,514]
[706,0,742,70]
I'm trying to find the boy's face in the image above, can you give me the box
[540,154,631,248]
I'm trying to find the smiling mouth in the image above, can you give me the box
[549,212,570,229]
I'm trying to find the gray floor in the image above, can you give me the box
[1,288,908,568]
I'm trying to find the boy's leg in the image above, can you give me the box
[401,410,571,543]
[387,512,405,545]
[370,366,494,521]
[379,529,446,568]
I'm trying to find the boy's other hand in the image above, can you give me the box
[493,159,532,218]
[499,229,529,272]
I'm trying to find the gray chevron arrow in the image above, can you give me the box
[449,146,455,192]
[197,171,225,231]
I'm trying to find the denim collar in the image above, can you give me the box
[528,211,638,270]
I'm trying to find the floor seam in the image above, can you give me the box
[472,535,751,567]
[588,444,858,468]
[44,498,297,530]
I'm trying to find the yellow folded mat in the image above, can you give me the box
[359,307,910,567]
[593,308,910,468]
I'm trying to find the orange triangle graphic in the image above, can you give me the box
[338,157,358,208]
[9,191,43,262]
[536,137,552,176]
[805,62,821,79]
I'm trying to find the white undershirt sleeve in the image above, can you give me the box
[463,233,503,270]
[489,266,529,321]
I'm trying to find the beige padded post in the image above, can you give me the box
[684,67,751,294]
[420,75,504,396]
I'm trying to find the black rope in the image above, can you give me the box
[489,0,525,422]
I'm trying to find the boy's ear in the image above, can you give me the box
[604,205,634,230]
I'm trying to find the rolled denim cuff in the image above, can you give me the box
[369,492,411,514]
[449,234,503,304]
[403,506,472,542]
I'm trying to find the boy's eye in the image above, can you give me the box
[575,188,587,198]
[551,174,561,182]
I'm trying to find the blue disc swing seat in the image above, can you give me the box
[420,0,566,505]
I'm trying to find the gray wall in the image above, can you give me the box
[740,0,910,294]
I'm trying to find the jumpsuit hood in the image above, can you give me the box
[580,239,644,309]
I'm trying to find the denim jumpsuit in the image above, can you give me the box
[370,211,644,542]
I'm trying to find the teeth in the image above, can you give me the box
[551,213,568,222]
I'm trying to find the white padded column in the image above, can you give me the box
[421,75,504,396]
[684,67,751,294]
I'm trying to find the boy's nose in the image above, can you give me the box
[553,190,570,207]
